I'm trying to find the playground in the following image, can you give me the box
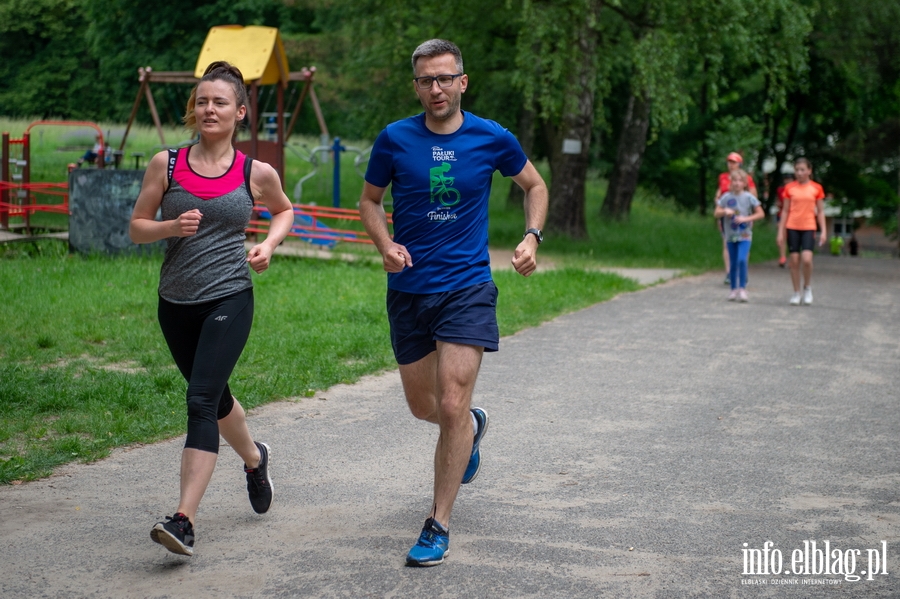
[0,26,383,254]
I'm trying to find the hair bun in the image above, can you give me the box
[203,61,244,83]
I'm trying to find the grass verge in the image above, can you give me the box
[0,252,638,483]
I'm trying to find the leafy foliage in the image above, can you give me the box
[0,0,896,232]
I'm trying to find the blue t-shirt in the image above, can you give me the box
[365,111,527,293]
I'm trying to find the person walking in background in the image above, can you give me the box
[129,61,294,556]
[776,157,827,305]
[775,172,794,267]
[715,152,758,283]
[715,169,764,301]
[359,39,548,567]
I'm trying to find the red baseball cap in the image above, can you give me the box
[727,152,743,163]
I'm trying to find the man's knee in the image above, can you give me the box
[436,393,472,424]
[407,397,437,421]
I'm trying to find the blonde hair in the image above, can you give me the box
[730,169,749,190]
[183,61,248,139]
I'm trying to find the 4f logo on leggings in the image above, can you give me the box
[214,315,228,322]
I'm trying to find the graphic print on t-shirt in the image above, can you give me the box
[726,197,748,233]
[430,162,460,206]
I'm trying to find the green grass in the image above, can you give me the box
[0,251,639,483]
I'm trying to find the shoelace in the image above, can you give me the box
[421,530,442,546]
[419,520,448,546]
[167,514,192,533]
[245,467,269,489]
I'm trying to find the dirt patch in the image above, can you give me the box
[45,354,146,375]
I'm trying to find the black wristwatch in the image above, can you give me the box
[524,228,543,244]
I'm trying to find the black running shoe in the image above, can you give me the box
[244,441,273,514]
[150,513,194,556]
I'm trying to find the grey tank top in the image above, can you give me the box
[158,147,254,304]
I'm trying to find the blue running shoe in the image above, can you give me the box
[462,407,488,484]
[406,518,449,567]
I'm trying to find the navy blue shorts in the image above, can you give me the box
[387,281,499,365]
[787,229,815,253]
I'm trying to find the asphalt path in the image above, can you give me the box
[2,254,898,598]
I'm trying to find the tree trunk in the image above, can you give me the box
[544,34,595,239]
[765,97,804,213]
[506,105,536,210]
[601,90,651,220]
[698,65,709,216]
[755,76,773,212]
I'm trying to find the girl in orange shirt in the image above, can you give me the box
[776,158,827,305]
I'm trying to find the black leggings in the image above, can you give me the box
[158,288,254,453]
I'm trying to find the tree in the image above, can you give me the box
[602,8,689,220]
[515,0,606,238]
[0,0,98,119]
[796,0,900,238]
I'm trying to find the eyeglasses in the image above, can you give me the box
[413,73,463,89]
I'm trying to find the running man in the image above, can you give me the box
[358,39,548,567]
[776,157,827,305]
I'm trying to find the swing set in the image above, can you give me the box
[120,25,329,185]
[120,25,386,248]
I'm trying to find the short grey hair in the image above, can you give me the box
[411,39,464,74]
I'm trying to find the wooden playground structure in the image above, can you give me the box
[120,25,329,185]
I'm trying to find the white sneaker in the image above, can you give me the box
[738,289,749,302]
[789,293,802,306]
[802,287,813,305]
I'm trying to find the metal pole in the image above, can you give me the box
[277,80,285,185]
[23,133,31,234]
[1,132,8,229]
[332,137,345,208]
[250,81,259,159]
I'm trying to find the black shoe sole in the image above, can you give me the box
[405,550,449,567]
[151,524,194,556]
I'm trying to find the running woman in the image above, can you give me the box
[129,61,294,556]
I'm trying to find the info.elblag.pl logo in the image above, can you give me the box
[741,541,890,585]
